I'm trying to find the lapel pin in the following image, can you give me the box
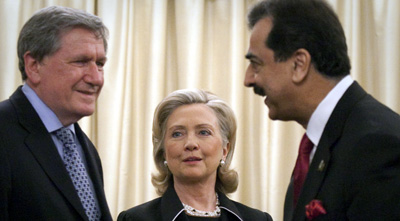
[318,160,325,172]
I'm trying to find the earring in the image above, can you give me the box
[164,160,168,167]
[220,159,225,167]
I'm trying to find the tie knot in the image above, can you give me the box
[55,127,75,145]
[299,133,314,155]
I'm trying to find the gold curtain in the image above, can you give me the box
[1,0,399,220]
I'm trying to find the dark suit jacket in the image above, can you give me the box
[118,185,273,221]
[0,87,112,221]
[284,82,400,220]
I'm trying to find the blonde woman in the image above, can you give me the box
[118,89,272,220]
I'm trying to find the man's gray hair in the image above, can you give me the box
[17,5,109,80]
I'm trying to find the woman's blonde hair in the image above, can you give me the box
[151,88,238,196]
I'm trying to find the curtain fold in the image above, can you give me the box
[1,0,399,220]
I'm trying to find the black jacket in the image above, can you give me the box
[284,82,400,220]
[0,87,112,221]
[118,185,273,221]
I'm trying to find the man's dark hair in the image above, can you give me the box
[248,0,351,77]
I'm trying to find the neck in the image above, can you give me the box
[174,179,217,211]
[296,72,341,129]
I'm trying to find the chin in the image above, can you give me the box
[82,110,95,117]
[75,107,96,118]
[269,112,294,122]
[267,109,277,120]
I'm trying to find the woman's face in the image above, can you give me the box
[164,104,228,185]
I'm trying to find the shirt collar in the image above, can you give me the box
[22,83,75,133]
[306,75,354,146]
[161,185,244,221]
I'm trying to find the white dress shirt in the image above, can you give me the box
[306,75,354,162]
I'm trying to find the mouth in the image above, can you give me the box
[76,88,98,96]
[183,157,202,162]
[75,90,98,102]
[78,91,96,95]
[75,84,100,95]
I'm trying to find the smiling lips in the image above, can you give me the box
[183,156,202,162]
[75,83,100,95]
[78,90,96,95]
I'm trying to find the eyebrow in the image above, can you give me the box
[97,56,107,63]
[167,125,185,131]
[245,53,254,60]
[73,54,107,62]
[167,123,214,131]
[195,124,214,129]
[245,53,263,64]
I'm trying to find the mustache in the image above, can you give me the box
[253,85,266,96]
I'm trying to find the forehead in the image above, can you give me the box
[246,17,276,63]
[249,17,273,49]
[167,104,218,127]
[53,28,106,60]
[59,28,104,49]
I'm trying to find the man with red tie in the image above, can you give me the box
[244,0,400,220]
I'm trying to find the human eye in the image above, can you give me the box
[74,60,87,66]
[96,61,104,67]
[250,60,261,73]
[172,131,183,138]
[96,58,106,68]
[199,129,211,136]
[72,58,90,66]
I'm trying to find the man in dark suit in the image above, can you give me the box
[0,6,112,220]
[244,0,400,220]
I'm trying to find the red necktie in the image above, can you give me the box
[293,133,314,207]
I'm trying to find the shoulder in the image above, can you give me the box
[0,97,12,110]
[228,200,273,221]
[0,87,35,131]
[341,84,400,127]
[0,98,15,122]
[341,94,400,144]
[0,98,23,143]
[332,83,400,141]
[0,87,25,114]
[331,90,400,164]
[117,197,162,221]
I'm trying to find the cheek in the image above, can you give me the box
[255,71,270,87]
[164,142,180,159]
[205,141,224,157]
[38,74,65,96]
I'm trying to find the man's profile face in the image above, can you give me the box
[244,17,295,121]
[31,28,107,125]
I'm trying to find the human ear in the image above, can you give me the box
[291,48,311,83]
[24,52,41,84]
[222,142,230,159]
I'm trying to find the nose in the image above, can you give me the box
[84,62,104,86]
[244,65,255,87]
[184,134,199,151]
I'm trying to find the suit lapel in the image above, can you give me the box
[10,87,88,220]
[292,82,368,220]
